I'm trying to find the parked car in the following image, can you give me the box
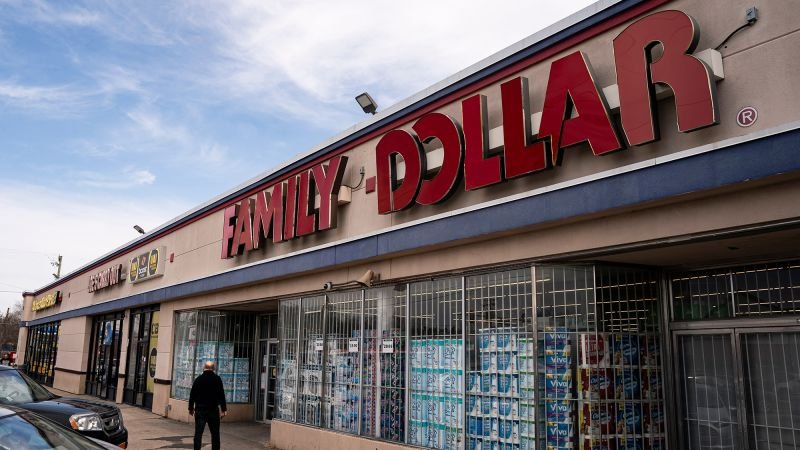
[0,404,120,449]
[0,365,127,448]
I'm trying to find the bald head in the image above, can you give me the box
[204,361,216,372]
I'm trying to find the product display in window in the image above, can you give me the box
[368,288,408,441]
[409,338,464,450]
[541,327,574,449]
[325,331,360,434]
[534,266,666,450]
[466,327,537,450]
[170,311,255,404]
[576,333,665,450]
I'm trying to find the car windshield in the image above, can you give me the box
[0,412,106,450]
[0,370,55,404]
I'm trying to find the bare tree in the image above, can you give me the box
[0,300,23,352]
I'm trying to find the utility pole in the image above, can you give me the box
[52,255,62,280]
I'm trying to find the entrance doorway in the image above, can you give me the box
[85,312,124,401]
[123,306,160,408]
[256,314,279,422]
[674,324,800,450]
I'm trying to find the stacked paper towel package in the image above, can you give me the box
[409,337,465,450]
[543,327,575,450]
[193,341,250,404]
[577,333,665,450]
[466,327,536,450]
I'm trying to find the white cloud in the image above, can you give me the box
[69,105,239,174]
[0,182,189,312]
[191,0,597,125]
[0,75,142,116]
[0,80,91,114]
[5,1,596,128]
[92,65,147,96]
[23,0,102,27]
[125,108,186,142]
[73,167,156,189]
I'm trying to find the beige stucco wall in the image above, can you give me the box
[54,317,91,374]
[14,325,27,366]
[52,370,84,394]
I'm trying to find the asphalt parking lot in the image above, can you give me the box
[48,388,270,449]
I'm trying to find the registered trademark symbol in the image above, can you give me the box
[736,106,758,127]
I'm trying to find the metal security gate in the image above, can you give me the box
[674,325,800,450]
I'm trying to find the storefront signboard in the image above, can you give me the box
[375,10,720,214]
[31,291,62,312]
[129,246,166,284]
[219,10,722,253]
[221,156,348,259]
[87,264,124,293]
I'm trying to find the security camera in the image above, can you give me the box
[323,281,334,291]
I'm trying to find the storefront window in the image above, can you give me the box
[24,322,60,386]
[323,291,361,433]
[86,312,124,400]
[362,286,406,442]
[465,268,533,450]
[408,278,464,450]
[275,300,300,421]
[170,310,256,403]
[536,265,665,450]
[672,260,800,320]
[273,264,665,450]
[298,296,325,425]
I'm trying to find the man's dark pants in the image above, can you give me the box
[193,407,221,450]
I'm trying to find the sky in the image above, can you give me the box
[0,0,597,313]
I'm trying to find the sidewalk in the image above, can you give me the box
[47,388,271,449]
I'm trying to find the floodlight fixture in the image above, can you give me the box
[355,92,378,115]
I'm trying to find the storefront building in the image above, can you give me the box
[17,0,800,449]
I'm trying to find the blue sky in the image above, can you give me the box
[0,0,595,312]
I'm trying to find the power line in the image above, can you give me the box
[0,291,22,294]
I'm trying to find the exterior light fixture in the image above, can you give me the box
[133,225,146,235]
[322,270,378,291]
[355,92,378,115]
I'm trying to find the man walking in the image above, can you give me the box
[189,361,227,450]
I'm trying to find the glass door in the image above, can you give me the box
[675,331,741,450]
[739,330,800,449]
[86,313,124,401]
[124,307,159,408]
[256,314,279,422]
[675,327,800,450]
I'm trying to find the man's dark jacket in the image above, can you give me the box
[189,370,227,412]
